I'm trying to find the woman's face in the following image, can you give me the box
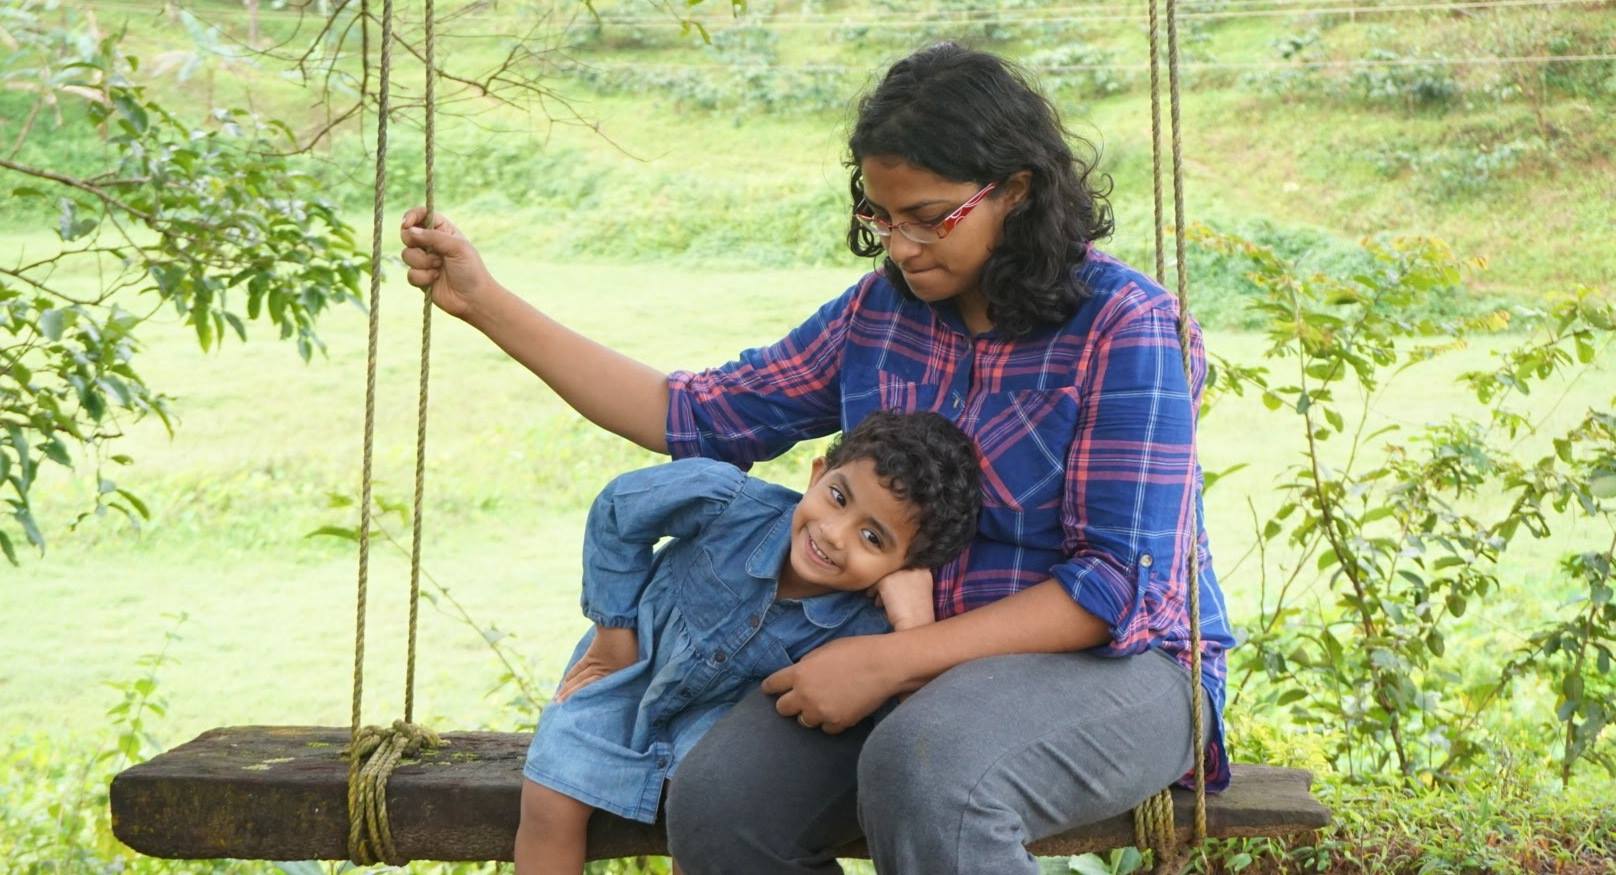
[858,155,1023,305]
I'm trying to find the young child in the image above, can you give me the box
[515,410,981,875]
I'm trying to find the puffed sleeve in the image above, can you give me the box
[580,457,748,627]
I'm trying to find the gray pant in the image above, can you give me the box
[666,649,1207,875]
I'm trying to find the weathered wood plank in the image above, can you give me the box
[111,726,1329,862]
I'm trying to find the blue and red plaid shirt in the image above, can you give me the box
[665,250,1235,792]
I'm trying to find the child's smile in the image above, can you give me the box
[778,457,919,599]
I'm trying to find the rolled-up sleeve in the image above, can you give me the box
[665,281,864,469]
[581,458,747,627]
[1049,301,1206,652]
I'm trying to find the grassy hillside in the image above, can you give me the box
[10,0,1611,312]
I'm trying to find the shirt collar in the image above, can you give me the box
[799,590,872,629]
[745,507,793,581]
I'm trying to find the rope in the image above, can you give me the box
[345,721,445,864]
[1147,0,1165,284]
[406,0,437,728]
[1167,0,1211,848]
[1133,0,1207,869]
[344,0,442,864]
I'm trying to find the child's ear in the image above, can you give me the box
[807,457,828,489]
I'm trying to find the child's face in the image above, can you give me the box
[784,457,920,593]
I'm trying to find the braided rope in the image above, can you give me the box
[405,0,437,728]
[1133,0,1207,869]
[1164,0,1211,847]
[350,0,392,749]
[1147,0,1166,285]
[345,0,442,864]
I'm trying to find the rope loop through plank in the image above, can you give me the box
[345,0,441,864]
[1132,0,1208,869]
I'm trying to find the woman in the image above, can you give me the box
[400,42,1235,875]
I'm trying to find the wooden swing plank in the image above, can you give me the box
[111,726,1329,862]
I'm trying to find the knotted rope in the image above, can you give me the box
[344,0,442,864]
[1132,0,1208,869]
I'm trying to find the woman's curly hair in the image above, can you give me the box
[846,43,1115,338]
[823,410,981,569]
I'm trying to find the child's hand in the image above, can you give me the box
[872,567,935,631]
[555,626,639,702]
[398,207,499,321]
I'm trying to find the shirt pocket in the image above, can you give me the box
[970,388,1077,546]
[675,547,744,633]
[842,372,940,425]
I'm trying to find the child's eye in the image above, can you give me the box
[861,529,882,548]
[829,485,846,506]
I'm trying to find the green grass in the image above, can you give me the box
[5,232,1613,737]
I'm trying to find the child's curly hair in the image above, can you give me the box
[823,410,981,569]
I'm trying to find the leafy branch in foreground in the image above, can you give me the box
[1,5,365,563]
[1197,223,1615,788]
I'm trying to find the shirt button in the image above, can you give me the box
[1140,553,1154,568]
[713,651,727,664]
[749,614,761,629]
[657,757,669,769]
[951,393,963,410]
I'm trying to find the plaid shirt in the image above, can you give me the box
[666,250,1234,792]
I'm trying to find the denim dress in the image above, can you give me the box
[523,457,892,823]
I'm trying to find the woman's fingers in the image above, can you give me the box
[760,665,794,695]
[400,247,441,269]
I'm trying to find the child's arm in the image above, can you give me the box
[554,626,639,702]
[873,567,936,632]
[579,459,748,630]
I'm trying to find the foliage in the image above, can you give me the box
[1347,49,1462,111]
[1367,137,1543,200]
[1199,225,1616,787]
[0,3,364,564]
[1026,43,1133,100]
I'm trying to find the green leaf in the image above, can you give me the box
[117,489,150,520]
[0,530,16,566]
[39,308,67,341]
[304,525,360,542]
[1068,855,1113,875]
[1590,474,1616,500]
[194,310,213,351]
[1446,593,1467,617]
[40,440,71,467]
[1261,391,1283,411]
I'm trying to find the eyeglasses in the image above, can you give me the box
[854,181,998,245]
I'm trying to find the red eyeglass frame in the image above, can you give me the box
[854,181,999,244]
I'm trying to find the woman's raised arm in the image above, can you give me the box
[399,208,671,453]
